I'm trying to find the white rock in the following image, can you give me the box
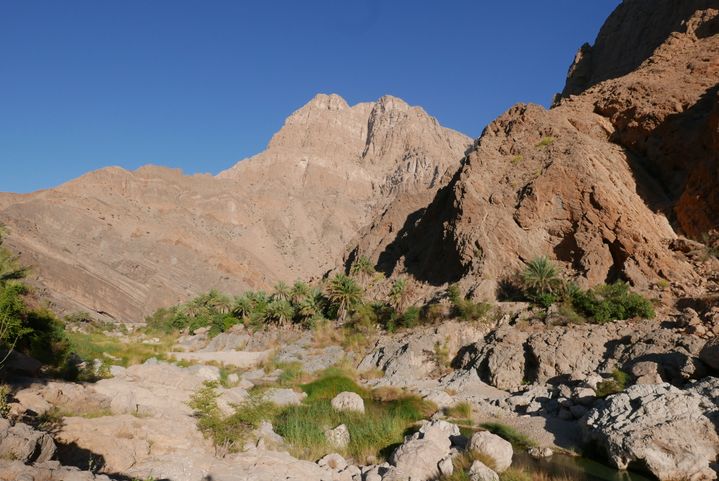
[331,391,365,414]
[317,453,348,471]
[469,431,513,473]
[325,424,350,449]
[264,388,306,406]
[469,460,499,481]
[438,455,454,476]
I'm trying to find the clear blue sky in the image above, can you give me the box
[0,1,620,193]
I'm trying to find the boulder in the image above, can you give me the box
[0,419,56,464]
[468,431,513,473]
[387,420,460,481]
[331,392,365,414]
[583,378,719,481]
[469,460,499,481]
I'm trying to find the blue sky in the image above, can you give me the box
[0,1,620,193]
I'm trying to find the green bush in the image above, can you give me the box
[448,285,491,322]
[479,422,537,448]
[595,369,630,397]
[570,282,654,323]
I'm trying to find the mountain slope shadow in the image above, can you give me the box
[376,168,468,285]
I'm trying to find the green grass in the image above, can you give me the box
[446,401,472,420]
[535,136,556,148]
[479,422,537,449]
[189,372,435,463]
[501,468,534,481]
[595,369,630,397]
[65,330,177,368]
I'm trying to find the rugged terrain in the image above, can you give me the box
[0,95,469,322]
[1,1,719,481]
[350,0,719,307]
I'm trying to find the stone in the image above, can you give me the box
[331,391,365,414]
[700,338,719,370]
[325,424,350,449]
[583,378,719,481]
[528,447,554,459]
[438,456,454,477]
[387,421,460,481]
[264,388,306,407]
[0,420,56,464]
[317,453,348,471]
[469,431,513,473]
[469,460,500,481]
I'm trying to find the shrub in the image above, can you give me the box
[595,369,630,398]
[570,282,654,323]
[520,256,563,303]
[448,284,492,322]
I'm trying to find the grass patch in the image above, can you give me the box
[440,449,497,481]
[479,422,537,449]
[595,369,630,398]
[535,136,556,148]
[501,467,534,481]
[65,330,176,368]
[189,371,435,463]
[446,401,472,420]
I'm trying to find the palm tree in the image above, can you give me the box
[232,294,254,319]
[266,299,294,326]
[290,280,311,305]
[350,256,376,288]
[521,256,562,295]
[325,274,363,322]
[297,289,325,325]
[389,277,410,313]
[272,281,291,302]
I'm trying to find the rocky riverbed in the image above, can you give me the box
[1,312,717,481]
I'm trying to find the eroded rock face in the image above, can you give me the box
[459,321,705,390]
[582,378,719,481]
[353,2,718,296]
[0,419,56,464]
[0,94,469,322]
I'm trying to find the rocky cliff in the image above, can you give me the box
[0,95,469,321]
[350,1,719,301]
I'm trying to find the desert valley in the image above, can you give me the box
[0,1,718,481]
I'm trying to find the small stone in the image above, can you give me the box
[528,446,554,459]
[325,424,350,449]
[331,391,365,414]
[469,460,499,481]
[318,453,348,471]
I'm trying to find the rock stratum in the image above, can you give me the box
[0,95,469,322]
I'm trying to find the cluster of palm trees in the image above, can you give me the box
[150,257,414,335]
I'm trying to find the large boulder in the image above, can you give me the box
[0,419,56,464]
[468,431,513,473]
[583,378,719,481]
[387,420,461,481]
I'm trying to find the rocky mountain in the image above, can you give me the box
[350,0,719,302]
[0,95,470,322]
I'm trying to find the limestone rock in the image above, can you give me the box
[387,420,460,481]
[469,460,499,481]
[325,424,350,450]
[583,378,719,481]
[331,392,365,414]
[0,419,56,464]
[468,431,513,473]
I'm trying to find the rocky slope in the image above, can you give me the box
[0,95,469,322]
[350,1,719,303]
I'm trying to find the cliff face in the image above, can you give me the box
[349,2,719,298]
[0,95,470,322]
